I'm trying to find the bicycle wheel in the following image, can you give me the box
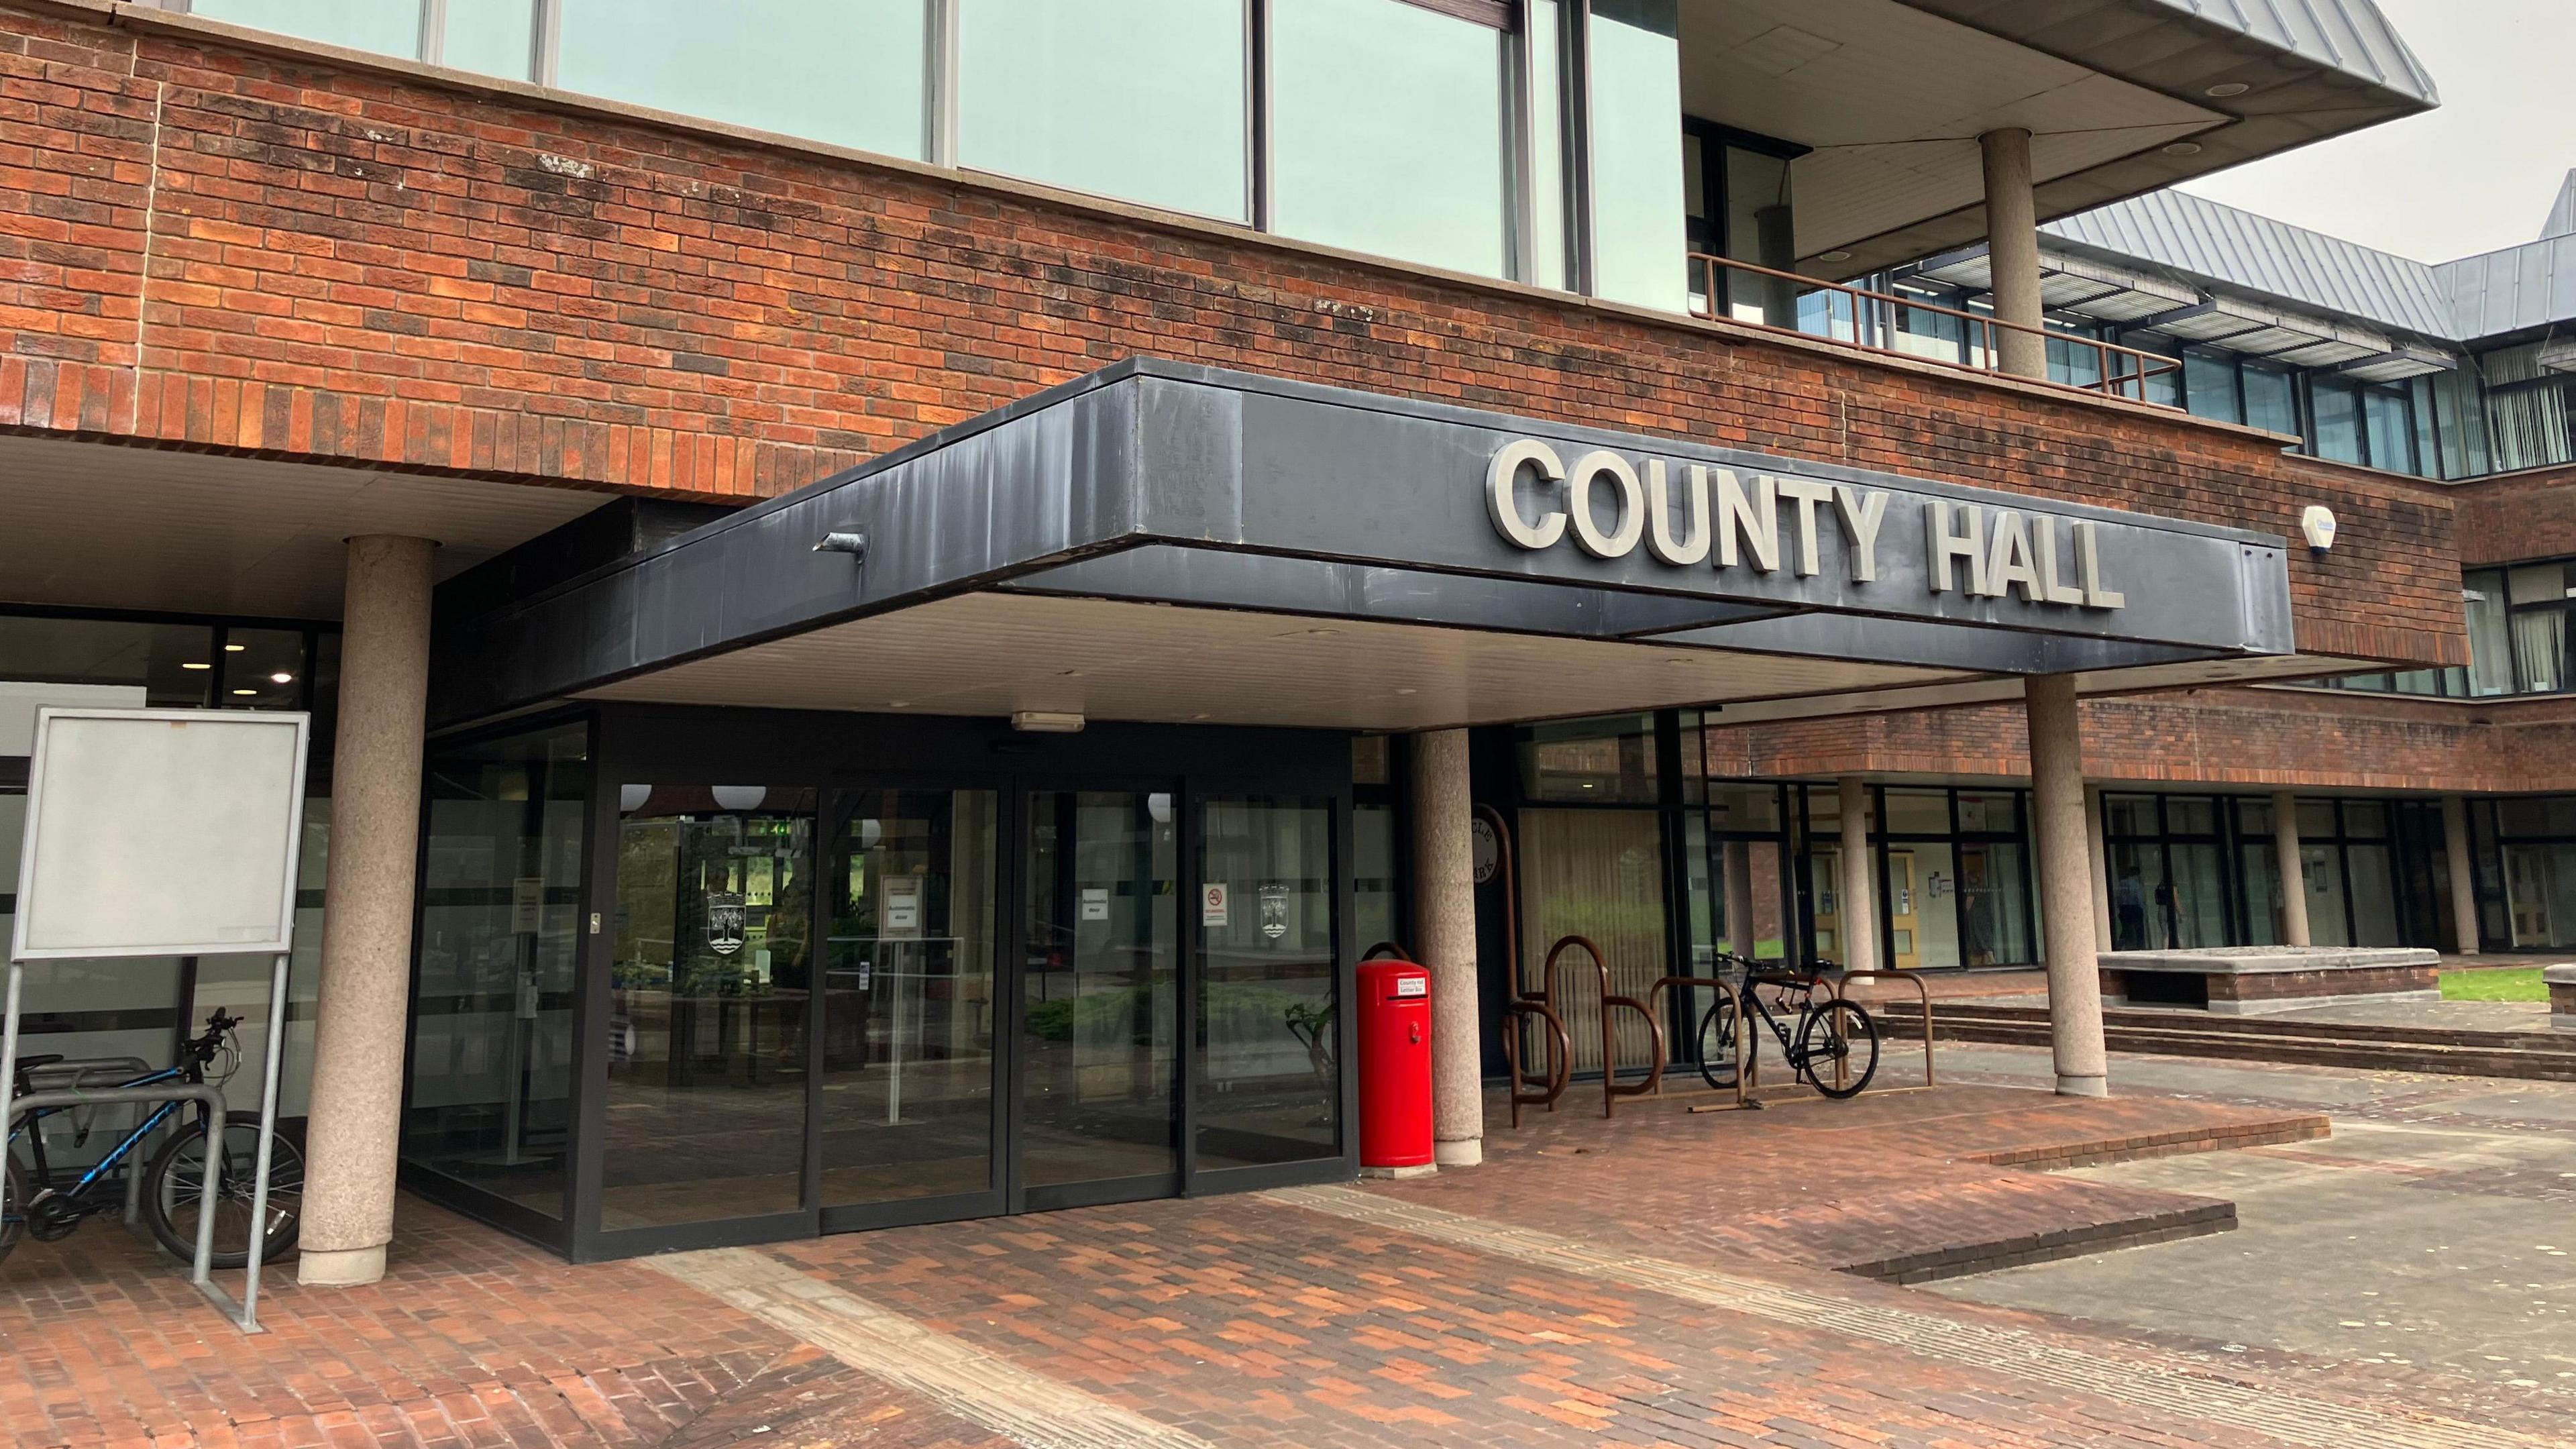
[1,1146,29,1265]
[1796,1000,1879,1099]
[142,1112,303,1269]
[1694,997,1743,1091]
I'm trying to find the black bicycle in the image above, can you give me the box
[1,1010,303,1269]
[1694,957,1880,1099]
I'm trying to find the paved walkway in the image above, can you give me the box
[1,1075,2561,1449]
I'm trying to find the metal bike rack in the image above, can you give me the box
[1828,968,1937,1093]
[2,951,293,1333]
[1646,972,1752,1112]
[15,1056,156,1225]
[1540,935,1664,1119]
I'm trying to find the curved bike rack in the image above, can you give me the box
[1542,934,1664,1118]
[1645,970,1751,1112]
[1826,967,1936,1093]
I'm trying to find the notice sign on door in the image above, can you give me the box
[1201,881,1229,927]
[1081,886,1110,922]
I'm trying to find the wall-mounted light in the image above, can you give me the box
[2300,504,2338,554]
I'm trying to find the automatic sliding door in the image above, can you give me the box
[1020,790,1179,1199]
[821,791,1002,1220]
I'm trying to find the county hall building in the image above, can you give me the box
[3,0,2563,1276]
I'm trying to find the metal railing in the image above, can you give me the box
[1688,253,2184,407]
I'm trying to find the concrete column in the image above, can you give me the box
[299,535,436,1287]
[1978,127,2048,380]
[1835,776,1876,973]
[1412,729,1482,1168]
[2025,676,2106,1096]
[2084,785,2113,949]
[2271,790,2312,948]
[2442,794,2480,956]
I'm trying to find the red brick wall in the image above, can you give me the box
[1706,686,2576,794]
[2453,463,2576,567]
[0,3,2459,664]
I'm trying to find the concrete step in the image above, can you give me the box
[1933,1004,2576,1082]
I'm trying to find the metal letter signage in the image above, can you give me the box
[1487,439,2123,611]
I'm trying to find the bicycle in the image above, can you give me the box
[1,1010,304,1269]
[1693,957,1880,1099]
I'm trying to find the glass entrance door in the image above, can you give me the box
[1018,790,1179,1205]
[820,790,1002,1226]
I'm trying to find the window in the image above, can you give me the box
[1517,714,1658,803]
[2182,348,2241,424]
[2507,562,2573,694]
[2363,386,2417,474]
[2465,569,2513,696]
[556,0,927,160]
[1589,0,1687,311]
[1525,0,1570,290]
[1195,796,1339,1169]
[957,0,1247,221]
[405,724,589,1218]
[2483,343,2576,474]
[2310,376,2363,464]
[1271,0,1510,280]
[2243,362,2298,436]
[2427,368,2491,479]
[189,0,424,58]
[437,0,537,77]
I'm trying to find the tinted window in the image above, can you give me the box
[958,0,1246,221]
[1589,0,1687,311]
[2183,349,2240,423]
[2243,363,2297,435]
[2311,376,2363,464]
[1272,0,1509,279]
[191,0,422,56]
[557,0,926,159]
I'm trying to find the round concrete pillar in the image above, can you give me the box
[2025,676,2106,1097]
[2442,794,2479,956]
[1835,776,1876,973]
[1978,127,2048,381]
[2271,790,2312,948]
[1411,729,1483,1168]
[299,534,436,1287]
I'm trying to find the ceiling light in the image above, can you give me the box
[1395,688,1417,696]
[223,643,246,652]
[182,661,211,671]
[1011,710,1085,734]
[2204,82,2249,97]
[270,672,294,684]
[2162,142,2204,157]
[887,700,910,709]
[1817,250,1853,263]
[231,688,255,696]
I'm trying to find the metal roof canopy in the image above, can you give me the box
[431,360,2297,733]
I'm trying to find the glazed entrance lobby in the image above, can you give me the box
[396,360,2310,1259]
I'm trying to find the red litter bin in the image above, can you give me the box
[1357,957,1434,1171]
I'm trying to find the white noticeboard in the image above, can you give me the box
[11,708,311,961]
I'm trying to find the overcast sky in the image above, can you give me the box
[2172,0,2575,263]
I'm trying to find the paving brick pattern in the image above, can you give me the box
[0,1081,2537,1449]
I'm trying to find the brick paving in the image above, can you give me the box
[1,1079,2547,1449]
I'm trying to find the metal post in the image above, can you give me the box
[235,950,291,1332]
[1,960,21,1196]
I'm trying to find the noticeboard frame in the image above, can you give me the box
[9,707,311,963]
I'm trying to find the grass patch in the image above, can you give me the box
[2439,967,2548,1003]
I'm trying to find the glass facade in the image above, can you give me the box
[405,724,588,1218]
[1272,0,1510,280]
[557,1,926,159]
[1194,796,1339,1168]
[1589,0,1687,311]
[957,0,1247,221]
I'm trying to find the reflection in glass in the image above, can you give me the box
[1517,714,1658,802]
[1713,835,1786,960]
[604,790,814,1228]
[2107,842,2165,952]
[1196,797,1338,1169]
[1022,792,1178,1187]
[958,0,1246,220]
[219,628,305,709]
[404,727,586,1218]
[440,0,535,78]
[1589,0,1686,311]
[0,615,222,710]
[1955,842,2031,965]
[821,792,999,1207]
[1271,0,1508,279]
[1354,802,1398,953]
[557,0,926,160]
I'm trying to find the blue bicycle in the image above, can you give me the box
[1,1010,303,1269]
